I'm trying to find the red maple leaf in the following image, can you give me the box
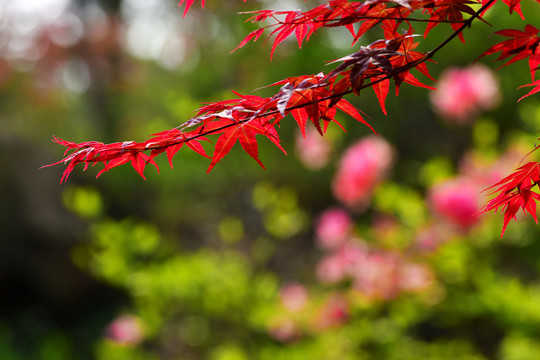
[518,79,540,101]
[424,0,479,43]
[271,74,376,135]
[178,0,204,17]
[204,117,285,172]
[480,161,540,237]
[478,24,540,80]
[234,0,420,58]
[481,0,524,19]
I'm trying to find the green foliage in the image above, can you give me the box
[252,181,309,239]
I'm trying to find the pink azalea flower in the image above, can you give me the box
[429,178,481,228]
[351,252,434,299]
[315,294,349,330]
[105,315,144,346]
[460,148,525,188]
[295,127,332,169]
[351,252,401,300]
[316,241,368,284]
[268,318,299,343]
[398,262,433,292]
[430,64,500,123]
[332,136,394,210]
[415,225,448,252]
[315,207,353,250]
[316,252,348,284]
[280,283,308,312]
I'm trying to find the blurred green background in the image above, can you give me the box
[2,0,540,359]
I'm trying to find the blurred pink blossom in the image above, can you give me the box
[316,241,368,284]
[295,127,332,169]
[398,262,433,292]
[415,225,448,252]
[332,136,394,210]
[429,178,481,228]
[105,315,144,346]
[430,64,500,123]
[268,318,299,343]
[372,215,399,238]
[351,252,401,300]
[460,148,525,187]
[316,237,433,300]
[315,294,349,330]
[280,283,308,312]
[350,252,434,300]
[315,207,353,250]
[316,252,348,284]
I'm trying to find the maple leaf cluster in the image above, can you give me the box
[44,20,434,183]
[235,0,478,57]
[480,162,540,236]
[46,0,540,236]
[478,24,540,101]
